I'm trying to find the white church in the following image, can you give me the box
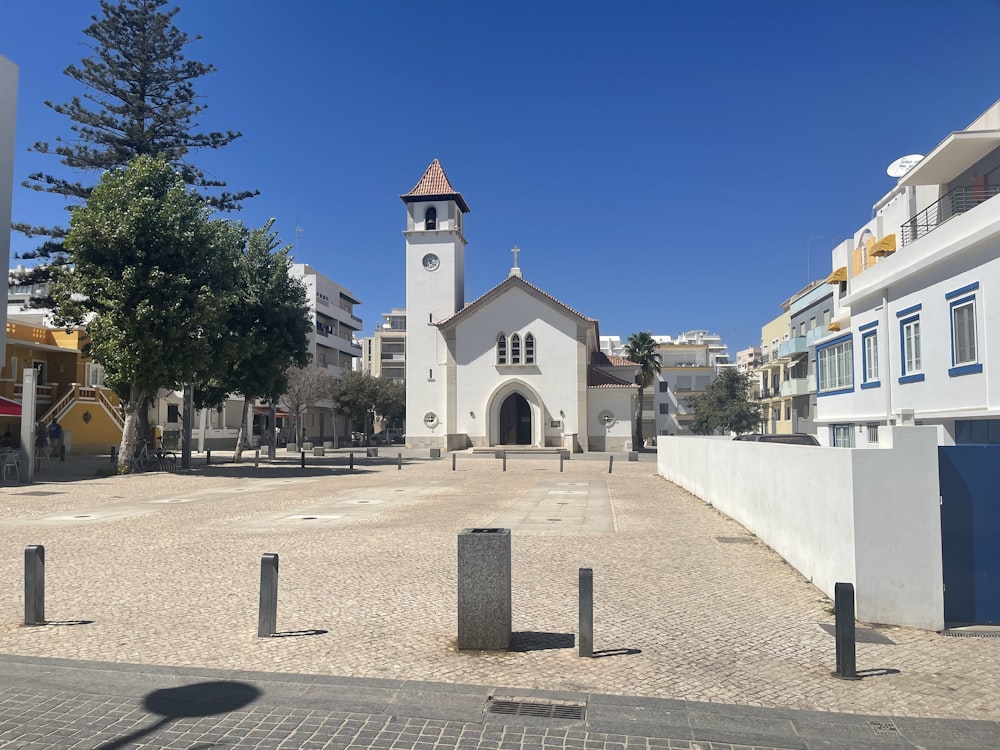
[402,159,638,452]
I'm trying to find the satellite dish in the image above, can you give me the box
[886,154,924,178]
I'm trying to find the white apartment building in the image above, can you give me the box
[359,308,406,382]
[814,98,1000,447]
[289,263,363,377]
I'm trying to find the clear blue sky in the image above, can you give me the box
[3,1,1000,351]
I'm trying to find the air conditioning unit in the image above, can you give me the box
[896,408,915,426]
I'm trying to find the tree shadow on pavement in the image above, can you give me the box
[96,680,260,750]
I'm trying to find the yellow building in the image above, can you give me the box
[1,320,122,454]
[757,310,794,434]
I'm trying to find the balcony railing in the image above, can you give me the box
[778,337,807,359]
[900,184,1000,246]
[780,378,810,397]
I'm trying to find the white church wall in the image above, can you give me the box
[0,56,16,360]
[452,286,584,447]
[587,389,633,451]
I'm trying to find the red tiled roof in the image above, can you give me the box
[587,366,636,388]
[435,275,597,329]
[400,159,470,213]
[591,351,636,368]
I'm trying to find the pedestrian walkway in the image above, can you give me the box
[2,655,998,749]
[1,453,998,747]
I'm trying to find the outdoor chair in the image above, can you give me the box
[34,446,52,471]
[2,451,20,482]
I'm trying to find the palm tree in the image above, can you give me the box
[623,331,661,449]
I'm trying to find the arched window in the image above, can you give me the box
[496,333,507,365]
[524,333,535,364]
[510,333,521,364]
[425,206,437,230]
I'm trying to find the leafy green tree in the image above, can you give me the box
[688,368,763,435]
[14,0,254,291]
[54,155,242,470]
[623,331,661,447]
[332,372,405,439]
[215,221,311,462]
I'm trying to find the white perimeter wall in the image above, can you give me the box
[657,426,943,630]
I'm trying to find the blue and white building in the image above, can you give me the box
[814,98,1000,447]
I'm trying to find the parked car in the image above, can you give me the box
[373,428,404,445]
[733,433,819,445]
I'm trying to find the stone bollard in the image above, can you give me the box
[628,451,638,462]
[833,582,860,680]
[457,528,511,650]
[579,567,593,658]
[302,442,314,451]
[430,448,441,459]
[258,553,279,637]
[313,446,325,457]
[366,447,379,458]
[24,545,45,626]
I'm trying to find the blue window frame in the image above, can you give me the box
[861,330,880,389]
[816,334,854,396]
[949,293,982,377]
[897,307,924,384]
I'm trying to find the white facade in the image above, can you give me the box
[814,98,1000,446]
[402,160,636,451]
[0,55,16,361]
[360,308,406,382]
[289,263,362,377]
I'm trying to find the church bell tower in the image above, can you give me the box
[401,159,470,449]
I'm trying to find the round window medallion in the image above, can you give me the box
[423,412,439,428]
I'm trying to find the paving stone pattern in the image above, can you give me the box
[0,452,998,726]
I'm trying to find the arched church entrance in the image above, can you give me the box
[498,393,532,445]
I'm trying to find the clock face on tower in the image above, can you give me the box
[422,253,440,271]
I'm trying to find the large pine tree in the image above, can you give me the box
[14,0,254,286]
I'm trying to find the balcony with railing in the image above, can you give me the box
[900,184,1000,246]
[778,336,807,359]
[780,378,810,397]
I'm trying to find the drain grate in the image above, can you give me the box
[487,698,585,720]
[942,629,1000,638]
[716,536,754,544]
[868,720,900,736]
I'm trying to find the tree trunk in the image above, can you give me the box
[233,395,252,463]
[118,386,149,472]
[634,385,645,447]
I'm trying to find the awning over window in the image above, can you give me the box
[825,266,847,284]
[828,322,842,332]
[0,397,22,417]
[252,406,289,418]
[870,234,897,257]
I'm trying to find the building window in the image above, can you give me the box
[831,424,854,447]
[524,333,535,364]
[867,423,879,443]
[658,381,668,393]
[900,315,922,381]
[167,404,180,423]
[862,331,879,386]
[659,403,668,414]
[949,294,980,376]
[822,309,831,327]
[496,334,507,365]
[809,316,816,330]
[817,336,853,393]
[955,419,1000,445]
[510,333,521,364]
[424,206,437,230]
[785,405,791,420]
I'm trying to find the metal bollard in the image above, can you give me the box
[397,452,402,470]
[833,581,860,680]
[560,453,564,473]
[206,450,211,466]
[110,446,117,464]
[349,452,354,470]
[24,545,45,626]
[257,553,279,637]
[579,567,593,658]
[300,450,305,469]
[452,452,456,471]
[608,455,614,474]
[254,448,260,468]
[503,451,507,472]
